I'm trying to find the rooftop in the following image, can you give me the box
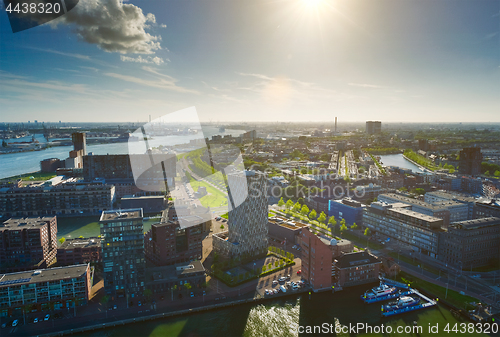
[59,237,101,250]
[146,261,205,284]
[380,193,463,210]
[0,264,89,288]
[449,217,500,230]
[335,252,380,269]
[100,208,143,222]
[268,217,309,230]
[0,216,55,232]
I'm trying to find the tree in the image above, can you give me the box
[317,212,327,224]
[485,171,490,176]
[328,216,337,227]
[278,197,285,209]
[1,140,7,147]
[285,199,294,210]
[351,223,358,230]
[364,228,371,236]
[58,237,66,244]
[340,223,348,233]
[309,209,317,220]
[398,187,407,192]
[293,202,301,212]
[449,168,455,174]
[300,205,309,216]
[495,170,500,177]
[220,224,224,229]
[184,283,192,294]
[143,289,152,302]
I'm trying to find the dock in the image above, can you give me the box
[361,289,413,303]
[381,289,437,317]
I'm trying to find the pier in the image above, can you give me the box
[381,289,437,317]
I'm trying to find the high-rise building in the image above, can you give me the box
[212,171,268,259]
[72,132,87,156]
[366,121,382,135]
[459,147,482,176]
[0,216,58,273]
[100,209,145,297]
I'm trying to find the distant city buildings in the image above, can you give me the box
[0,216,57,273]
[439,217,500,269]
[0,264,91,316]
[0,183,115,217]
[458,147,482,176]
[213,170,268,259]
[267,217,309,246]
[366,121,382,135]
[474,198,500,219]
[100,209,145,297]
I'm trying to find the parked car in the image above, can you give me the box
[264,289,269,295]
[113,305,117,310]
[286,274,291,280]
[272,280,278,286]
[44,314,50,321]
[292,245,297,249]
[138,301,142,306]
[33,318,38,323]
[1,323,6,328]
[274,289,278,294]
[292,284,299,291]
[278,276,286,282]
[190,292,195,297]
[297,270,302,275]
[12,320,18,327]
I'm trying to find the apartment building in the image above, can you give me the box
[57,237,102,266]
[0,264,91,317]
[0,183,115,217]
[0,216,57,273]
[100,209,145,297]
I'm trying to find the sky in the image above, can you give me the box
[0,0,499,123]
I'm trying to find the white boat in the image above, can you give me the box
[383,296,419,311]
[363,282,397,299]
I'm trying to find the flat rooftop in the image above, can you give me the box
[0,216,54,232]
[450,217,500,230]
[380,193,463,210]
[59,237,101,250]
[268,217,309,230]
[0,264,88,288]
[146,261,205,283]
[100,208,143,222]
[388,207,443,223]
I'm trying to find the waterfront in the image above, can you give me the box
[76,287,494,337]
[379,154,428,174]
[0,128,245,179]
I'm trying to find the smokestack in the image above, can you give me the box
[335,117,337,133]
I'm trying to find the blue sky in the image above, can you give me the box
[0,0,498,123]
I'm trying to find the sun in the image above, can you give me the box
[301,0,325,8]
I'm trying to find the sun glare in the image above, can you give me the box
[302,0,324,8]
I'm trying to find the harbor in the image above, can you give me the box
[361,278,437,317]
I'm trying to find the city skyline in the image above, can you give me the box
[0,0,499,123]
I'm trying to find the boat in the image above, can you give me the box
[363,282,397,299]
[383,296,419,311]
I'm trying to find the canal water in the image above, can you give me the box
[0,128,245,179]
[379,154,429,174]
[76,286,495,337]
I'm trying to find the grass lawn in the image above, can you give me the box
[1,171,56,181]
[57,216,100,240]
[388,252,441,275]
[149,320,187,337]
[57,214,161,241]
[190,180,228,208]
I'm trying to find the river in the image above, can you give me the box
[379,154,430,174]
[76,287,494,337]
[0,128,245,179]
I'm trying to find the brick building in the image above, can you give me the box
[57,237,102,266]
[334,252,381,288]
[0,216,57,273]
[144,211,203,266]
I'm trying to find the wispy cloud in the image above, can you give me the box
[25,47,91,60]
[348,83,387,89]
[105,68,200,94]
[120,55,167,65]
